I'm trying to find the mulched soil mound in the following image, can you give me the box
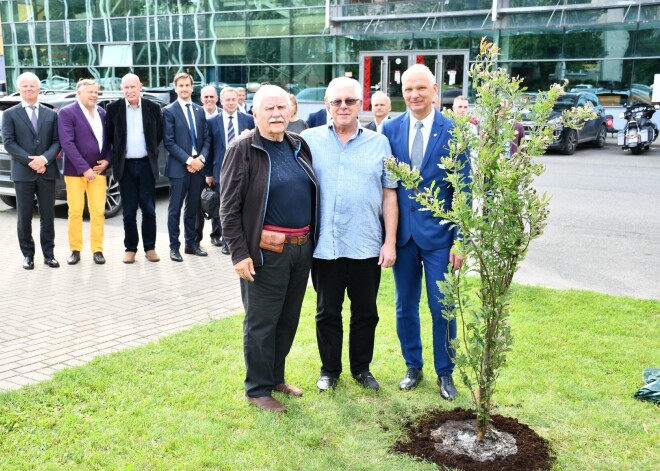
[392,408,554,471]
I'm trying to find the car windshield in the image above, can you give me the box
[553,96,578,112]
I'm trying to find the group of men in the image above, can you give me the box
[3,72,254,269]
[5,64,471,415]
[222,63,470,413]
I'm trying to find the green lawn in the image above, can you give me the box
[1,272,658,470]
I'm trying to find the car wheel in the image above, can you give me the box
[593,124,607,148]
[104,173,122,218]
[561,129,578,155]
[0,195,17,208]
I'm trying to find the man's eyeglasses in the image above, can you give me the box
[329,98,360,108]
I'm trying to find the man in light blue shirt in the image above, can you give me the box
[300,76,398,393]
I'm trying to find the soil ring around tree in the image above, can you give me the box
[392,408,554,471]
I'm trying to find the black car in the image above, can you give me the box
[521,92,607,155]
[0,90,170,217]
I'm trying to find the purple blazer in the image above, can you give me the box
[57,101,110,177]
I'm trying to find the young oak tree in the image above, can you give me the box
[386,38,596,443]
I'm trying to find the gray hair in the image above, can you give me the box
[326,76,362,101]
[252,85,291,113]
[16,72,40,88]
[220,86,237,99]
[201,85,218,98]
[401,64,436,87]
[121,73,141,86]
[77,78,99,90]
[370,90,390,106]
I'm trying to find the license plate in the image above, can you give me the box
[628,137,638,144]
[0,144,5,154]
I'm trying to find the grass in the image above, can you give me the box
[1,271,658,470]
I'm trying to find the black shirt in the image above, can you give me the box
[262,137,314,229]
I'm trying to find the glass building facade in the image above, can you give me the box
[1,0,658,110]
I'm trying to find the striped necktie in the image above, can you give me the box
[227,115,235,146]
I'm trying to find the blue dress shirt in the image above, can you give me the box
[300,124,396,260]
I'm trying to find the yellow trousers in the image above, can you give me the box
[65,175,106,253]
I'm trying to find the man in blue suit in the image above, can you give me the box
[382,64,470,401]
[306,106,330,128]
[200,87,254,254]
[163,72,210,262]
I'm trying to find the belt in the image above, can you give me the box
[284,233,309,246]
[126,156,148,160]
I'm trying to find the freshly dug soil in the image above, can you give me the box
[392,408,554,471]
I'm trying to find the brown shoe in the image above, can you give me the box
[243,395,286,413]
[123,251,136,264]
[274,383,303,397]
[145,250,160,262]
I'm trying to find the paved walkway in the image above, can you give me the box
[0,206,243,391]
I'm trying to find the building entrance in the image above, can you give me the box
[360,51,469,113]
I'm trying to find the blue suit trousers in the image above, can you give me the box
[393,239,456,376]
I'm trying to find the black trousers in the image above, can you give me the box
[167,172,204,250]
[241,242,312,397]
[119,158,157,252]
[14,178,56,258]
[311,257,381,377]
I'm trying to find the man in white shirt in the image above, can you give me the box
[57,79,111,265]
[162,72,210,261]
[236,86,248,114]
[365,91,392,133]
[201,85,220,118]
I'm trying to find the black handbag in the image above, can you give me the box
[200,186,220,220]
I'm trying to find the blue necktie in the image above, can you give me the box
[411,121,424,169]
[186,104,197,153]
[227,115,235,146]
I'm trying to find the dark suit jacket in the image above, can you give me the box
[365,117,390,132]
[106,97,163,180]
[2,103,60,182]
[205,112,255,182]
[57,102,110,176]
[306,108,328,128]
[162,101,210,178]
[382,110,470,251]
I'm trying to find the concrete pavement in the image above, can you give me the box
[0,201,243,391]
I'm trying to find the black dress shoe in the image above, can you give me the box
[170,249,183,262]
[67,251,81,265]
[221,242,230,255]
[210,236,222,247]
[399,367,423,390]
[23,256,34,270]
[438,375,457,401]
[93,252,106,265]
[353,371,380,391]
[317,375,338,392]
[184,246,208,256]
[44,257,60,268]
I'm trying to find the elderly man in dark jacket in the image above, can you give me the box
[220,85,319,413]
